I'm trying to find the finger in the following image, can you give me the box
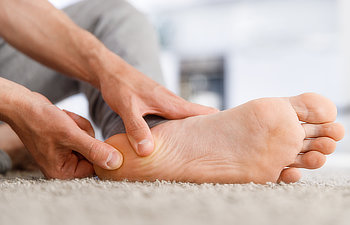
[71,132,123,170]
[122,113,154,157]
[185,102,220,116]
[75,152,85,160]
[59,153,95,179]
[74,159,95,178]
[63,110,95,137]
[158,99,219,119]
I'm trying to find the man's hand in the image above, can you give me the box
[0,0,218,158]
[0,80,122,179]
[98,56,219,156]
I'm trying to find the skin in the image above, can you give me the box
[0,0,215,179]
[0,123,37,171]
[95,93,345,184]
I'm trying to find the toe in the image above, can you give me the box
[289,93,337,123]
[277,168,301,183]
[303,123,345,141]
[289,151,326,169]
[301,137,337,155]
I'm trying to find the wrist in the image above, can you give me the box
[85,43,128,89]
[69,30,103,88]
[0,79,33,123]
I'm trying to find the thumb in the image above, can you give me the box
[161,100,219,119]
[122,113,154,157]
[182,101,219,117]
[71,131,123,170]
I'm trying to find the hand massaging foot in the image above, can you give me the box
[95,93,344,184]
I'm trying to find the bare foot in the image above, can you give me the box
[0,123,38,171]
[95,93,345,184]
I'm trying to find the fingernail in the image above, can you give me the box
[137,139,153,156]
[106,151,123,169]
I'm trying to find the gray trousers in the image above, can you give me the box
[0,0,166,139]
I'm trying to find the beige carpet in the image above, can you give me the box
[1,169,350,225]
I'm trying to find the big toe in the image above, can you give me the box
[289,93,337,123]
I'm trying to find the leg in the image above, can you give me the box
[0,40,80,103]
[95,93,345,184]
[62,0,166,138]
[0,0,166,171]
[61,1,343,183]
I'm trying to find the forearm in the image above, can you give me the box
[0,78,32,123]
[0,0,124,88]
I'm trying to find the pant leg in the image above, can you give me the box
[63,0,167,139]
[0,42,79,104]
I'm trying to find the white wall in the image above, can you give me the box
[339,0,350,104]
[157,0,342,108]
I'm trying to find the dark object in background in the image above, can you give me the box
[180,56,226,110]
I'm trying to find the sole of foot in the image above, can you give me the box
[95,93,345,184]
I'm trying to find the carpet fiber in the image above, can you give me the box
[1,169,350,225]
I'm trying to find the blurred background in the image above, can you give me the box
[50,0,350,167]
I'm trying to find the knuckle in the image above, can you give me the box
[87,141,101,162]
[61,128,75,139]
[127,126,149,139]
[126,119,148,133]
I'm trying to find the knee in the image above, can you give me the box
[91,0,163,83]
